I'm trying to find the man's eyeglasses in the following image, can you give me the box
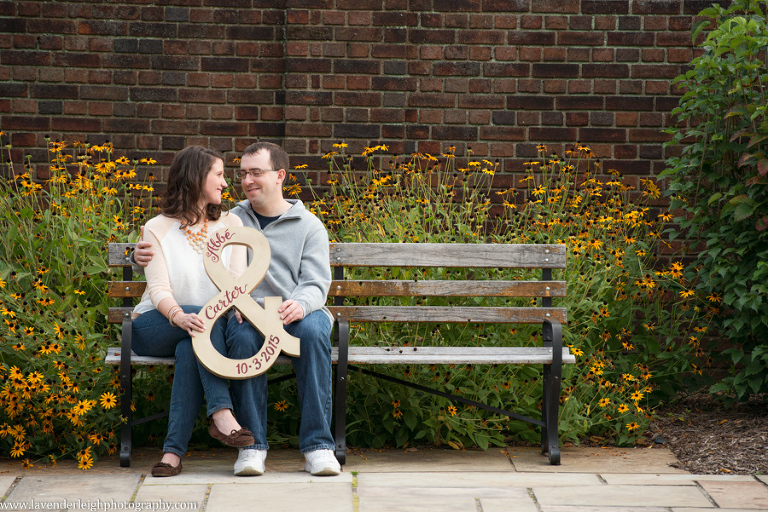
[236,169,274,180]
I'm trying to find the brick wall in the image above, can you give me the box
[0,0,723,192]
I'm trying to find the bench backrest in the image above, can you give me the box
[328,243,567,325]
[107,242,568,325]
[107,243,142,324]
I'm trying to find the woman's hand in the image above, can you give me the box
[174,312,206,336]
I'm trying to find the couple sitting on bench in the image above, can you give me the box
[130,142,339,478]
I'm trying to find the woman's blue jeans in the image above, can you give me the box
[132,305,233,458]
[226,310,334,454]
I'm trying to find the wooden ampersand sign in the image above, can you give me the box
[191,226,300,379]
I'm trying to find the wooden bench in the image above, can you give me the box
[107,242,573,467]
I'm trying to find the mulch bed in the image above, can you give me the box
[648,394,768,475]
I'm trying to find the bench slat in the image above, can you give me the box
[105,346,575,366]
[330,280,566,298]
[347,346,576,365]
[329,243,566,269]
[109,243,136,267]
[108,281,146,298]
[329,306,567,324]
[108,307,133,323]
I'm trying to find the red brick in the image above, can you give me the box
[592,48,615,61]
[629,129,671,142]
[63,101,87,115]
[529,127,577,140]
[595,16,617,30]
[89,102,112,116]
[566,112,589,126]
[52,117,101,132]
[520,15,542,29]
[567,47,590,61]
[545,15,568,29]
[645,80,669,94]
[639,113,663,127]
[568,80,591,94]
[211,105,235,119]
[544,80,566,93]
[657,32,692,46]
[211,74,234,88]
[520,47,542,61]
[492,14,516,29]
[39,67,64,82]
[543,47,566,61]
[162,104,185,119]
[349,12,371,25]
[616,112,638,126]
[495,47,517,60]
[614,145,638,159]
[643,17,668,31]
[641,48,665,62]
[11,99,36,113]
[469,46,492,60]
[668,48,692,62]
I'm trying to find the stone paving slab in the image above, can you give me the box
[481,497,540,512]
[344,447,513,473]
[0,476,17,497]
[532,484,713,508]
[133,483,208,510]
[357,471,601,489]
[698,480,768,509]
[7,474,141,503]
[206,482,353,512]
[510,446,686,473]
[356,485,531,512]
[603,473,758,485]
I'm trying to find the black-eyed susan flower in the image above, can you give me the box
[273,400,288,412]
[77,455,94,470]
[99,392,117,410]
[447,405,458,416]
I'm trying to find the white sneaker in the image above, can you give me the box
[304,449,341,476]
[234,448,266,476]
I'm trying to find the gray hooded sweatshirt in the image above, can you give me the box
[231,198,333,326]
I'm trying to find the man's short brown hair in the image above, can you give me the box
[242,142,289,173]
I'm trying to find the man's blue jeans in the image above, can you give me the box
[226,310,334,453]
[132,305,234,458]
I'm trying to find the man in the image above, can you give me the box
[134,142,339,476]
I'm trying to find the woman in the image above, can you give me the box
[131,146,253,477]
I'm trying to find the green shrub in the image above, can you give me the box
[0,136,160,468]
[660,0,768,402]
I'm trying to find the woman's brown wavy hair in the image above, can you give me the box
[161,146,225,226]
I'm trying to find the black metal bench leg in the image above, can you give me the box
[541,364,550,456]
[119,317,133,467]
[333,319,350,466]
[543,320,563,465]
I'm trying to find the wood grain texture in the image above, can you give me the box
[108,243,136,266]
[330,280,566,298]
[107,281,146,298]
[329,243,566,268]
[328,306,567,323]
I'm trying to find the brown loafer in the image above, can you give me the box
[208,423,255,447]
[151,460,182,477]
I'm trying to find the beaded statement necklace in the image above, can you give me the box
[183,220,208,253]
